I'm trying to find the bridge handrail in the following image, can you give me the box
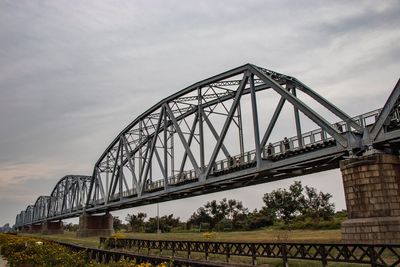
[100,237,400,266]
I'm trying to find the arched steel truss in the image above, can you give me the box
[15,175,91,227]
[15,64,400,228]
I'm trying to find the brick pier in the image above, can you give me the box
[77,213,114,237]
[340,153,400,244]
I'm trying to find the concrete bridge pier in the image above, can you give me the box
[29,224,42,234]
[21,226,30,233]
[76,212,114,237]
[41,220,64,235]
[340,153,400,244]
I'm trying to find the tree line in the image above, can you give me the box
[106,181,342,233]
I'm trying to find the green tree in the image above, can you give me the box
[245,208,275,230]
[262,181,305,224]
[302,186,335,222]
[125,212,147,232]
[113,216,123,231]
[188,198,249,230]
[145,214,180,233]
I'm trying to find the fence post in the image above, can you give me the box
[282,244,289,267]
[172,241,176,258]
[205,242,209,261]
[187,241,191,259]
[320,245,328,267]
[251,243,257,265]
[369,246,378,267]
[225,243,230,263]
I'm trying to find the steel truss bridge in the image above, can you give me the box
[15,64,400,228]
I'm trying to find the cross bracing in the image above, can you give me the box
[15,64,400,227]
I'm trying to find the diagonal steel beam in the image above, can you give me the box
[141,107,164,194]
[200,108,231,158]
[369,79,400,142]
[165,104,200,174]
[294,78,363,133]
[261,97,286,148]
[249,65,348,147]
[205,73,249,178]
[179,112,199,175]
[122,136,139,190]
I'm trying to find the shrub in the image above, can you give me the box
[0,233,86,266]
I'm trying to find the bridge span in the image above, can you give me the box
[15,64,400,243]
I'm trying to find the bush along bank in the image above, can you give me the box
[0,233,170,267]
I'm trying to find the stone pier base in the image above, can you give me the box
[21,226,30,233]
[77,213,114,238]
[41,221,64,235]
[340,153,400,244]
[29,224,42,234]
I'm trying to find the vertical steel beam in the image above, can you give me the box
[291,85,303,147]
[164,108,168,182]
[237,102,244,156]
[198,88,205,170]
[106,154,109,204]
[170,124,174,177]
[139,120,143,181]
[250,74,262,167]
[119,139,124,200]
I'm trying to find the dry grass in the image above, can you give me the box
[121,228,342,243]
[19,230,369,267]
[21,228,342,247]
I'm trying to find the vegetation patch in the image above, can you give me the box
[0,233,170,267]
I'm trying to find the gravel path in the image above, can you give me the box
[0,256,7,267]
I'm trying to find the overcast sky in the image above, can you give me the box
[0,0,399,226]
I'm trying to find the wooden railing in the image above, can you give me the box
[100,237,400,266]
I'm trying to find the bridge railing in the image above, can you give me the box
[100,237,400,266]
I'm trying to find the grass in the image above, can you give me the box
[20,230,370,267]
[120,228,342,242]
[21,228,342,246]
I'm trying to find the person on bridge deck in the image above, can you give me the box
[283,137,290,152]
[227,155,234,167]
[267,142,273,156]
[236,157,240,166]
[336,122,343,133]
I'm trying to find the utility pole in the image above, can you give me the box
[157,203,160,234]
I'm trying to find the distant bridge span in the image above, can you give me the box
[15,64,400,227]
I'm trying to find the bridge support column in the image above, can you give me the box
[29,224,42,234]
[21,226,30,233]
[77,213,114,238]
[340,153,400,244]
[41,221,64,235]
